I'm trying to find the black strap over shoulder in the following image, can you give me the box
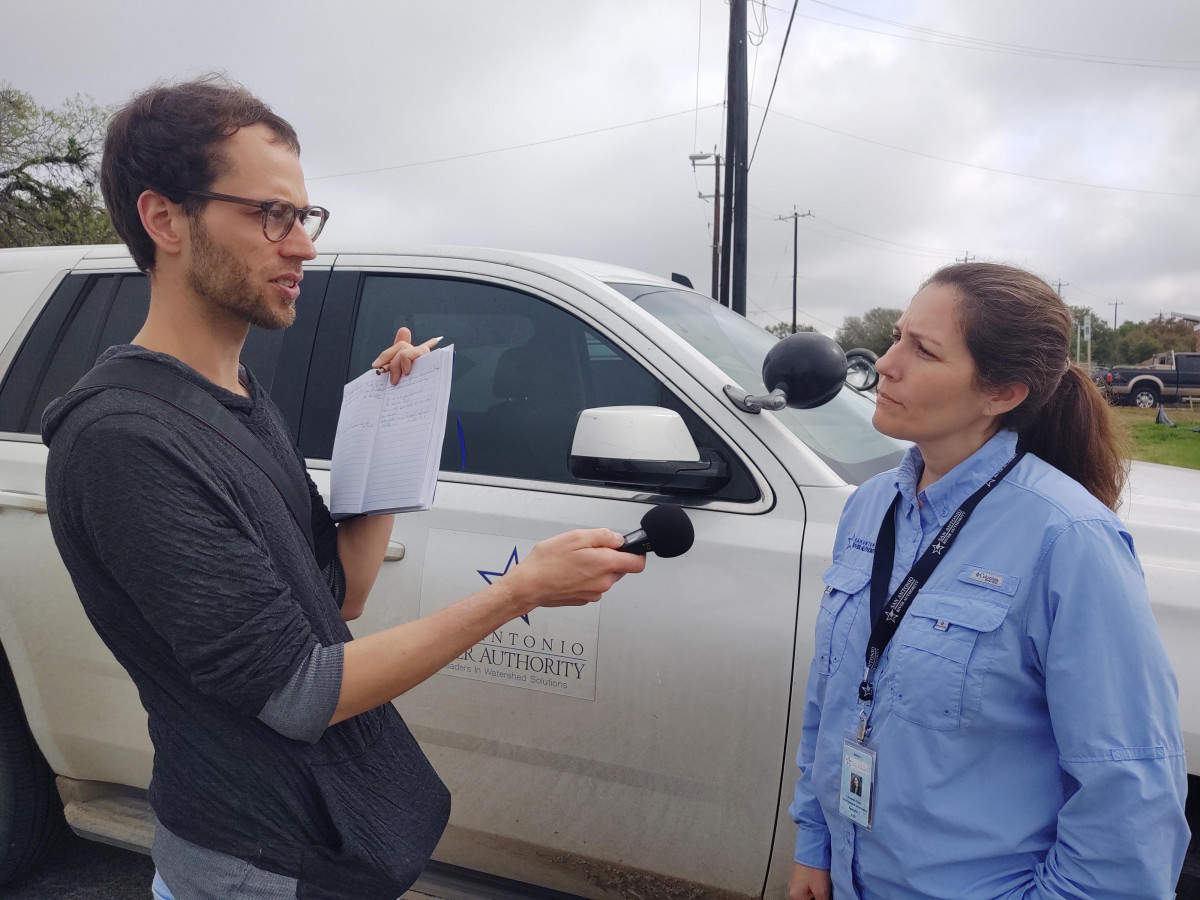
[70,357,316,556]
[858,450,1026,703]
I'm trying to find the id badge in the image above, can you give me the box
[839,735,877,829]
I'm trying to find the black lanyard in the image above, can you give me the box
[858,451,1025,705]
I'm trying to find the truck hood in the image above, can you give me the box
[1123,461,1200,567]
[1123,460,1200,762]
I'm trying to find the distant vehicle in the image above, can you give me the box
[1,245,1198,898]
[1097,351,1200,407]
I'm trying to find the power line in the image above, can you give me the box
[761,1,1200,71]
[749,0,800,171]
[759,105,1200,198]
[797,219,949,260]
[693,1,704,152]
[309,103,724,182]
[805,0,1200,69]
[748,202,962,258]
[749,0,770,46]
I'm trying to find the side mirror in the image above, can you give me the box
[568,407,730,493]
[844,348,880,392]
[725,332,847,413]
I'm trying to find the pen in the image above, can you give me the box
[375,337,445,374]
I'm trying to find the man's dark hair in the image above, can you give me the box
[100,74,300,272]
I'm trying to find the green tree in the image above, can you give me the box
[1116,328,1159,366]
[1127,317,1195,360]
[0,86,119,248]
[835,307,902,357]
[765,321,815,339]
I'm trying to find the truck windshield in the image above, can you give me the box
[611,283,906,485]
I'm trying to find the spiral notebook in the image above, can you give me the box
[329,346,454,519]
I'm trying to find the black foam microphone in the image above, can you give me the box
[619,505,694,559]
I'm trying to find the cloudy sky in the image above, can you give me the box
[8,0,1200,334]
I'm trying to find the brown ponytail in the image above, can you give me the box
[923,263,1128,510]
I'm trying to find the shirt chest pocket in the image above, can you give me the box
[890,590,1010,731]
[815,563,870,677]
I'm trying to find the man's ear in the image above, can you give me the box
[986,382,1030,417]
[136,190,187,260]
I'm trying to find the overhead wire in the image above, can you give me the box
[763,0,1200,70]
[693,0,704,152]
[749,0,800,171]
[748,2,765,106]
[308,103,724,181]
[748,202,963,257]
[757,105,1200,198]
[749,0,770,46]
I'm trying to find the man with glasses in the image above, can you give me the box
[41,75,643,900]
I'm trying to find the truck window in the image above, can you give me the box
[0,272,305,436]
[611,283,906,485]
[311,273,757,500]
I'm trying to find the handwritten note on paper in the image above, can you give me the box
[330,346,454,519]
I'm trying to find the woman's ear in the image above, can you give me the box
[986,382,1030,417]
[136,190,187,260]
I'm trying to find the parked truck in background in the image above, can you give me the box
[1098,350,1200,408]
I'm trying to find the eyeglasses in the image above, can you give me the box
[185,190,330,242]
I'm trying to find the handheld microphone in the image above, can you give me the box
[619,505,694,559]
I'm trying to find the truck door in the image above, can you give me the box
[1177,353,1200,398]
[297,256,808,898]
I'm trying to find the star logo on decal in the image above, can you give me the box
[884,608,901,623]
[478,547,529,624]
[931,541,946,555]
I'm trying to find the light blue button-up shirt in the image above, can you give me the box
[790,429,1189,899]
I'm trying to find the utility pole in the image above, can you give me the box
[721,0,749,316]
[1054,280,1069,298]
[1084,313,1092,373]
[776,208,813,333]
[956,252,976,264]
[1111,299,1123,329]
[688,151,722,300]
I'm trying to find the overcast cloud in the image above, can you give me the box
[6,0,1199,334]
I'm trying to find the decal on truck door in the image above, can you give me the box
[420,529,600,700]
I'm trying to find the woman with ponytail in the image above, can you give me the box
[788,263,1187,900]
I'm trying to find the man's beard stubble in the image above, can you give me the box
[186,216,296,331]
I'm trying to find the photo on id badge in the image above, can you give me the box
[839,738,876,828]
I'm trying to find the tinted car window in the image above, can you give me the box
[0,271,298,435]
[22,275,117,433]
[347,274,756,499]
[95,275,150,357]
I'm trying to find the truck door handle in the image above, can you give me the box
[0,490,48,513]
[384,541,406,561]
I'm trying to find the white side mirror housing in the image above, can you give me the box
[571,406,700,462]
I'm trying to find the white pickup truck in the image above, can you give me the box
[0,244,1196,897]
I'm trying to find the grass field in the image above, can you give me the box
[1110,404,1200,470]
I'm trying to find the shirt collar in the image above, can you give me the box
[894,430,1019,524]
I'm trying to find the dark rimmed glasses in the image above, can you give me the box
[185,190,330,242]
